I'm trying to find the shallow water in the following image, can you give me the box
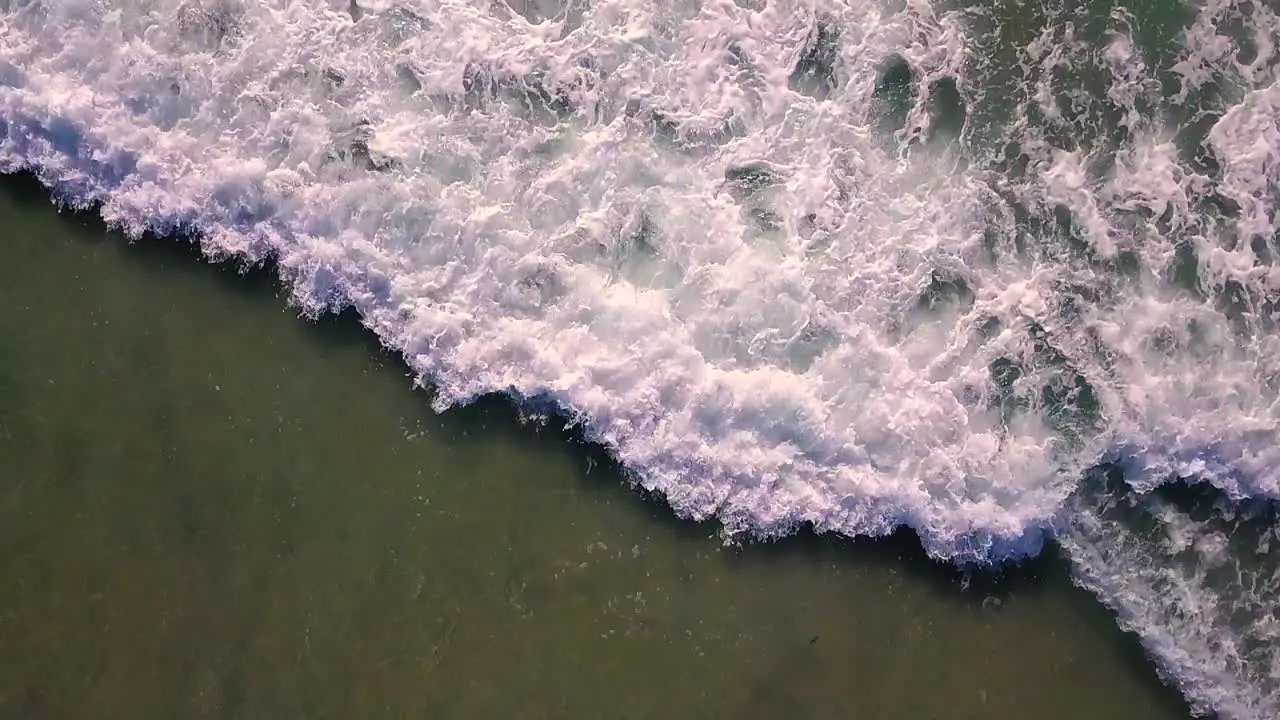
[0,173,1190,718]
[4,0,1280,714]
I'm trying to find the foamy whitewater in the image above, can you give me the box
[1,0,1278,715]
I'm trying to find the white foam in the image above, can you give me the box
[1061,485,1280,718]
[2,0,1279,714]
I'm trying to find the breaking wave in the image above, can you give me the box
[2,0,1277,715]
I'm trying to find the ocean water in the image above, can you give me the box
[0,172,1191,717]
[0,0,1277,716]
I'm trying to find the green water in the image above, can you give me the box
[0,173,1189,718]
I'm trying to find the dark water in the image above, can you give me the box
[0,172,1190,718]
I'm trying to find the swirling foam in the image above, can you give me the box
[2,0,1279,715]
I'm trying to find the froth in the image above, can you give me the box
[2,1,1280,714]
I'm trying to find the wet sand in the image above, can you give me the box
[0,172,1190,718]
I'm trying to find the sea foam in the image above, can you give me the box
[2,0,1278,715]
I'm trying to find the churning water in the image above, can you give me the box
[1,0,1277,715]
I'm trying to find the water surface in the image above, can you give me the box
[0,174,1190,718]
